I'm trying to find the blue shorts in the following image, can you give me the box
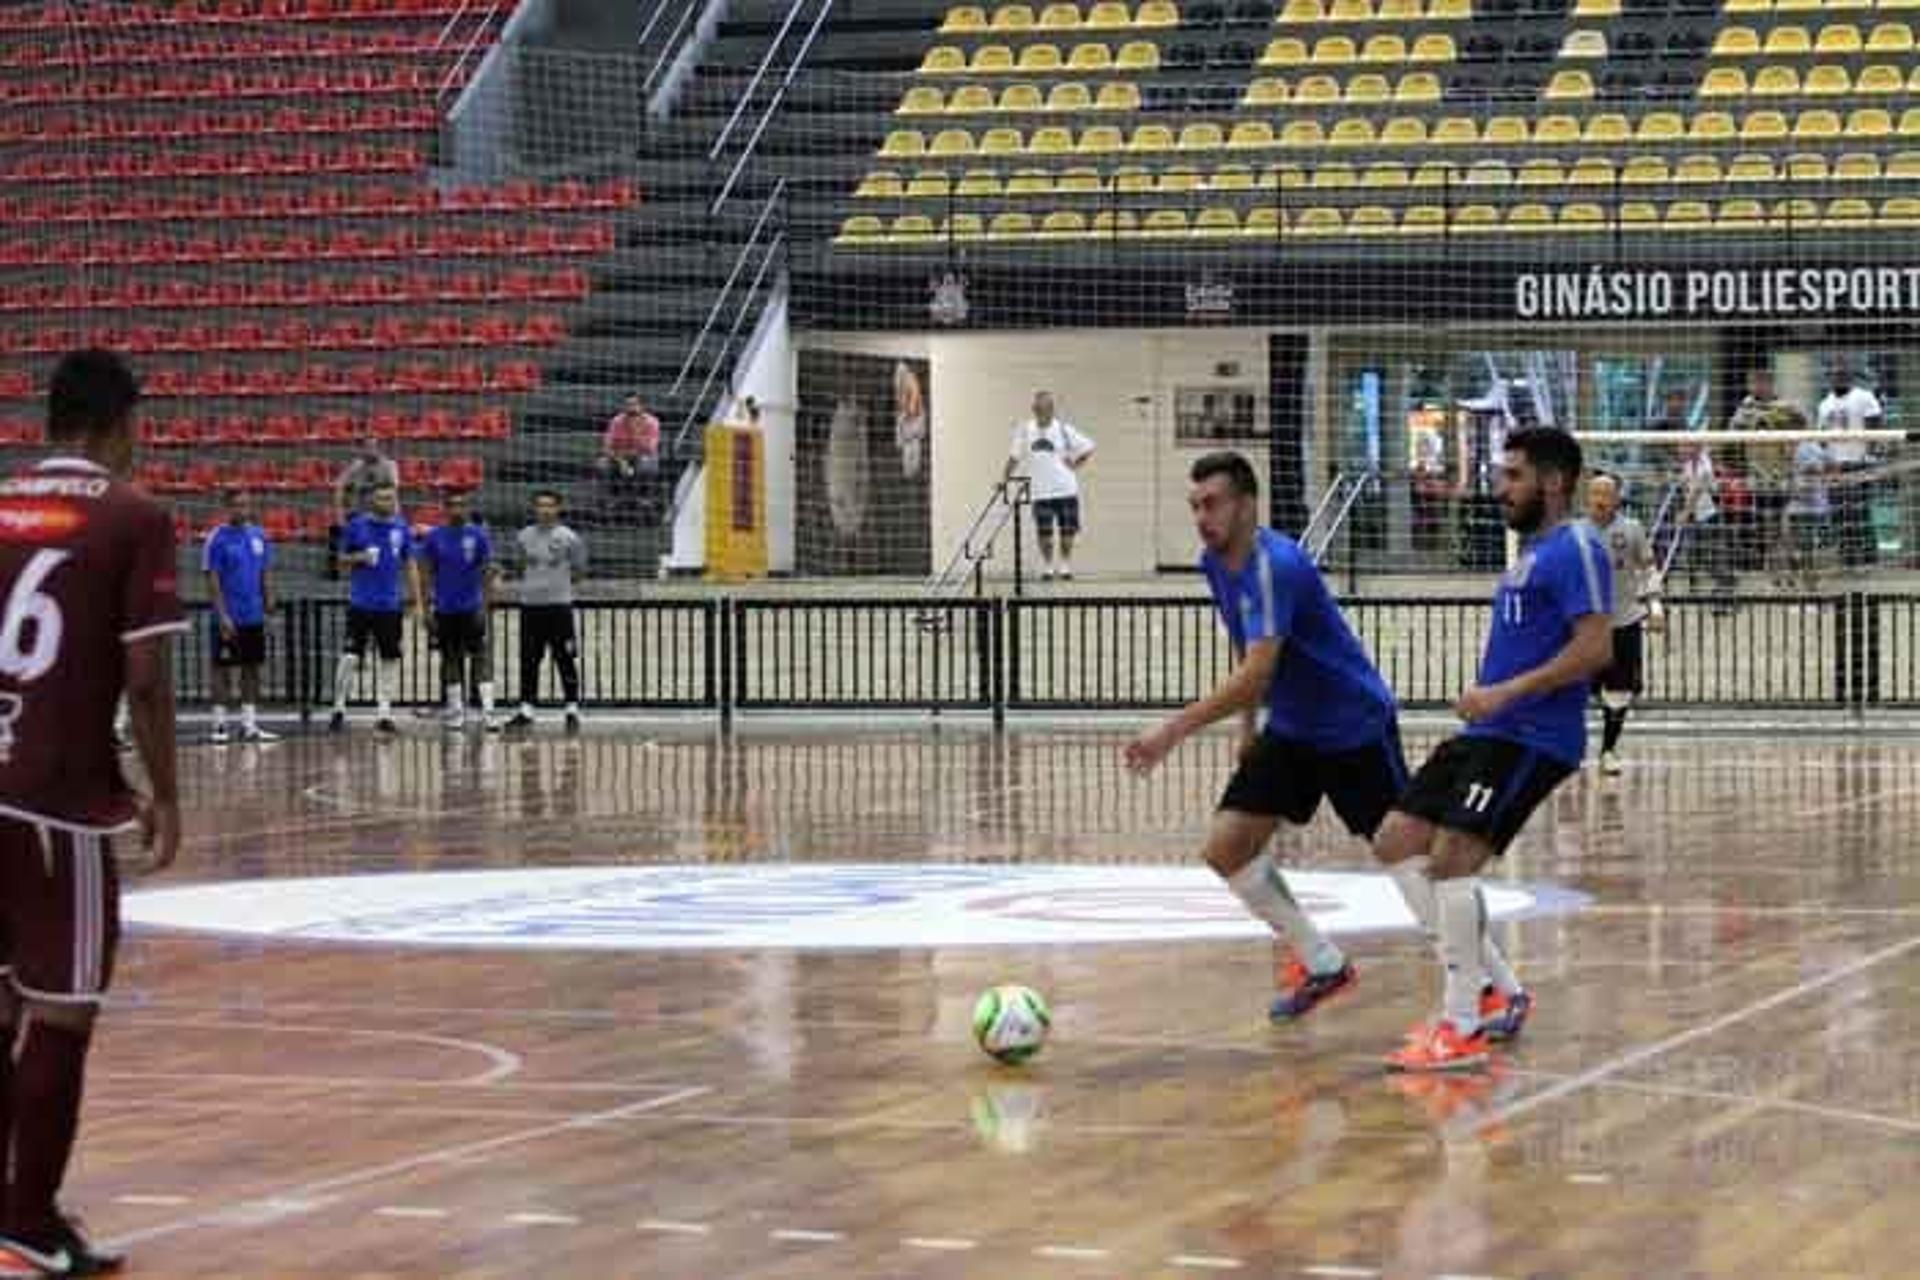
[1032,496,1081,535]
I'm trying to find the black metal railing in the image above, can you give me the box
[171,593,1917,718]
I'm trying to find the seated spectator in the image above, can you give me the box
[596,394,661,520]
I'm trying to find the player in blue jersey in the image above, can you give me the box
[417,491,500,731]
[202,487,277,745]
[329,482,421,735]
[1376,427,1613,1073]
[1126,451,1514,1023]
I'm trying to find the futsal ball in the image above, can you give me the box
[972,984,1051,1065]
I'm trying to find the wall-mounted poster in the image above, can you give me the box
[796,350,933,575]
[1174,386,1265,443]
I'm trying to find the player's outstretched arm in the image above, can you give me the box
[1457,615,1612,724]
[1124,639,1279,774]
[126,633,180,873]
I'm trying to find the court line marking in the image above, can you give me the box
[1566,1174,1612,1186]
[96,1071,668,1095]
[904,1237,978,1251]
[124,1019,522,1085]
[1794,784,1920,818]
[505,1212,580,1227]
[1169,1254,1244,1270]
[106,1084,711,1250]
[112,1195,190,1208]
[1481,931,1920,1131]
[1299,1267,1379,1278]
[638,1219,711,1235]
[771,1229,846,1243]
[1035,1244,1110,1260]
[373,1207,448,1220]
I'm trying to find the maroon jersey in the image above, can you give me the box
[0,457,183,833]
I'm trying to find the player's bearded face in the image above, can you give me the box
[1499,455,1548,533]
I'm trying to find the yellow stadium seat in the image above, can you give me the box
[1562,30,1608,58]
[1888,151,1920,179]
[890,214,938,241]
[1665,200,1711,229]
[1141,209,1190,237]
[1793,110,1841,139]
[1038,3,1082,28]
[1775,197,1819,224]
[1067,42,1113,69]
[1349,205,1396,234]
[1642,114,1687,141]
[1843,107,1889,136]
[1882,197,1920,225]
[1716,199,1766,228]
[1411,160,1452,185]
[1546,70,1595,98]
[1410,34,1457,61]
[1263,38,1309,66]
[1363,35,1408,62]
[953,84,1000,112]
[1700,67,1748,97]
[881,129,927,157]
[1377,0,1419,16]
[1451,204,1500,232]
[1463,159,1513,184]
[1507,203,1553,231]
[931,127,978,154]
[1243,208,1284,238]
[855,170,904,197]
[1296,74,1341,102]
[1903,108,1920,136]
[1116,40,1160,67]
[1742,111,1789,140]
[956,170,1005,195]
[1056,167,1104,192]
[921,46,967,73]
[991,5,1036,30]
[1095,81,1141,109]
[1295,207,1345,235]
[1713,27,1760,56]
[1728,154,1777,181]
[1282,120,1327,146]
[1754,66,1803,95]
[1674,154,1722,182]
[1830,0,1870,9]
[1331,0,1373,18]
[1381,116,1429,144]
[1763,26,1811,54]
[1432,117,1479,145]
[1091,210,1138,235]
[942,7,989,33]
[1129,123,1176,150]
[906,170,954,196]
[1577,113,1626,143]
[1362,162,1410,186]
[1484,115,1529,144]
[1281,0,1326,20]
[1785,152,1829,180]
[1210,165,1256,190]
[1560,203,1607,229]
[1427,0,1470,18]
[1824,198,1873,227]
[1835,152,1882,181]
[987,211,1036,238]
[1574,0,1618,13]
[1229,120,1277,148]
[1723,0,1765,10]
[1868,24,1914,52]
[1040,210,1089,237]
[1038,82,1086,110]
[1886,0,1920,9]
[1311,162,1357,187]
[1535,115,1581,144]
[1246,77,1290,105]
[1268,163,1306,188]
[1806,65,1850,95]
[1774,0,1817,10]
[972,45,1015,71]
[836,215,885,243]
[1857,65,1903,94]
[1029,125,1075,153]
[1314,36,1358,63]
[946,213,986,239]
[1020,43,1066,70]
[1688,111,1736,140]
[1401,204,1446,234]
[1347,74,1392,102]
[1618,202,1659,229]
[1179,121,1226,149]
[1568,157,1615,184]
[1194,208,1241,237]
[1135,0,1180,26]
[1111,164,1154,190]
[1395,72,1442,101]
[1621,157,1670,183]
[1817,24,1862,52]
[1330,118,1378,145]
[899,87,946,115]
[1077,124,1125,152]
[1085,0,1133,25]
[1518,159,1565,184]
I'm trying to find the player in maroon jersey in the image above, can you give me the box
[0,351,183,1277]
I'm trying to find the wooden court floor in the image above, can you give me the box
[70,721,1920,1278]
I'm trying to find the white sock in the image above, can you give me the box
[1390,856,1520,995]
[519,701,534,718]
[1437,878,1487,1034]
[241,703,258,731]
[332,654,358,712]
[1224,851,1345,976]
[212,704,228,730]
[565,702,580,716]
[377,661,399,718]
[1477,885,1523,997]
[446,686,465,715]
[479,682,496,714]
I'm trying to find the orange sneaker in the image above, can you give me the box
[1384,1019,1491,1073]
[1269,957,1357,1022]
[1479,987,1533,1043]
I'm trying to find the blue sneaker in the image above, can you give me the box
[1481,988,1533,1043]
[1269,959,1358,1022]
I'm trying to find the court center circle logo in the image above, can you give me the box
[125,865,1587,951]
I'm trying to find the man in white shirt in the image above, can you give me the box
[1003,390,1095,580]
[1817,367,1884,569]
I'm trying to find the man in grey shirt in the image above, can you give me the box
[331,435,400,580]
[1582,472,1663,777]
[507,489,587,733]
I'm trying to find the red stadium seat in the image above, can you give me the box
[473,408,511,440]
[261,508,299,541]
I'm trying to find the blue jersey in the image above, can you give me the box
[343,513,413,612]
[202,521,271,627]
[1467,521,1612,765]
[1201,527,1396,751]
[420,522,492,615]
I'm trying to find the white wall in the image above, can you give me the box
[728,291,796,572]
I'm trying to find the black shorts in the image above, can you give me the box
[1599,623,1643,694]
[1394,735,1575,856]
[436,610,486,658]
[1218,724,1408,840]
[212,621,267,668]
[1032,496,1081,535]
[345,607,404,661]
[0,820,119,1002]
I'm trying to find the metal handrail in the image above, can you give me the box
[642,0,702,97]
[929,478,1030,599]
[707,0,810,161]
[710,0,836,215]
[670,176,788,399]
[1301,471,1349,546]
[437,0,502,100]
[1310,471,1375,564]
[684,230,784,430]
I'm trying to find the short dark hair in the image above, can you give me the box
[47,349,140,442]
[224,486,250,504]
[1189,450,1259,498]
[1504,427,1583,486]
[370,481,397,494]
[533,489,564,505]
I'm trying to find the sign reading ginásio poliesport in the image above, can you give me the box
[1515,265,1920,322]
